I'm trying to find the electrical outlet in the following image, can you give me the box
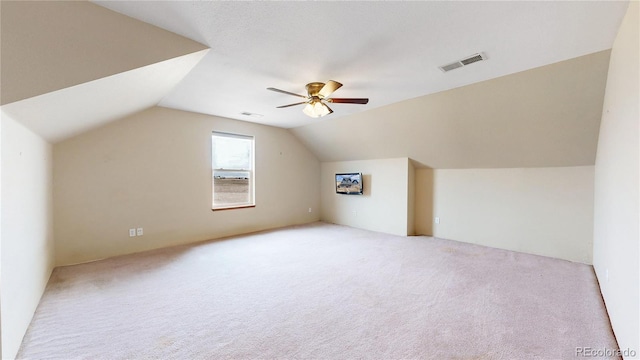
[353,210,357,216]
[308,208,312,213]
[136,228,144,236]
[435,217,440,224]
[129,228,136,237]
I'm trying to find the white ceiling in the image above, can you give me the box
[93,1,629,129]
[2,51,208,143]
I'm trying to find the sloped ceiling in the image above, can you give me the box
[0,1,630,168]
[93,1,628,129]
[292,50,611,169]
[0,0,207,105]
[1,50,208,143]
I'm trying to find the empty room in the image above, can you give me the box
[1,1,638,359]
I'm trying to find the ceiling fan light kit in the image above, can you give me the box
[303,101,332,118]
[268,80,369,118]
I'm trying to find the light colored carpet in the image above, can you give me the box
[18,222,618,359]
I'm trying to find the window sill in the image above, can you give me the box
[212,204,256,211]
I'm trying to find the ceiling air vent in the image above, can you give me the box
[240,111,263,118]
[439,53,487,73]
[440,62,463,72]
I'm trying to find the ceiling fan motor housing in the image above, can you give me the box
[306,82,326,97]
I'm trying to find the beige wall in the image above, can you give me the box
[320,158,411,237]
[2,50,208,143]
[53,107,320,266]
[407,160,416,236]
[0,113,54,359]
[416,166,595,263]
[593,2,639,355]
[0,1,206,105]
[415,168,434,236]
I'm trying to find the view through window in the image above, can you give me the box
[212,132,254,210]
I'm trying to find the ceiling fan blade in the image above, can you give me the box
[318,80,343,98]
[276,101,308,108]
[325,104,334,114]
[327,98,369,104]
[267,87,307,99]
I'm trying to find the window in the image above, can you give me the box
[212,131,254,210]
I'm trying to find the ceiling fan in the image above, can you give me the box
[267,80,369,118]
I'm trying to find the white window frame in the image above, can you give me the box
[211,131,255,210]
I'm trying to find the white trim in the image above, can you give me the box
[211,131,255,210]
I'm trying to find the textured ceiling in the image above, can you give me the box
[94,1,628,128]
[0,1,630,168]
[291,50,611,169]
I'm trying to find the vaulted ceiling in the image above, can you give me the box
[0,1,630,168]
[292,50,610,168]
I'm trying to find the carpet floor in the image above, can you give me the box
[18,222,618,359]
